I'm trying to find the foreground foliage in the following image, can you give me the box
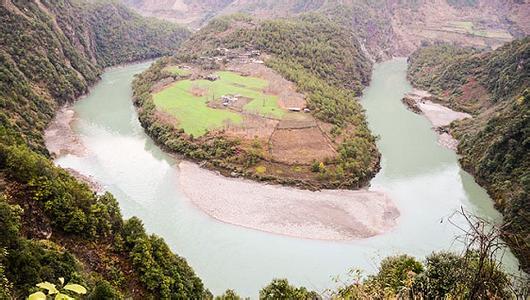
[0,143,208,298]
[29,278,87,300]
[408,38,530,272]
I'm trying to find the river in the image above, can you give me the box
[51,58,518,297]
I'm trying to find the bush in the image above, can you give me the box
[259,279,320,300]
[88,280,123,300]
[366,255,423,294]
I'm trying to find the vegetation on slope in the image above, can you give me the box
[0,0,189,154]
[45,0,190,67]
[0,145,207,299]
[0,0,205,298]
[407,38,530,272]
[133,14,380,189]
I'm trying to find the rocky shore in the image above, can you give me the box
[44,106,104,194]
[402,89,471,150]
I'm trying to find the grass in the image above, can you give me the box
[199,71,284,118]
[154,80,243,136]
[153,71,285,136]
[444,21,512,39]
[163,66,192,76]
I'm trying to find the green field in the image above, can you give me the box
[444,21,512,39]
[153,71,285,136]
[163,66,192,76]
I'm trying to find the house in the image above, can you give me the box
[222,95,238,106]
[206,74,219,81]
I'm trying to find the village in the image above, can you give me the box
[173,47,313,114]
[199,47,265,65]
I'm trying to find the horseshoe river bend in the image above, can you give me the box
[44,58,519,297]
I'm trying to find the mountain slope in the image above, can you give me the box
[407,38,530,272]
[122,0,529,57]
[0,1,208,298]
[0,0,190,153]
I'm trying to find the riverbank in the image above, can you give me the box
[178,161,399,240]
[44,105,86,157]
[402,89,471,150]
[44,105,107,194]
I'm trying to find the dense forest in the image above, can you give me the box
[0,0,189,153]
[0,0,207,298]
[132,14,381,190]
[408,38,530,273]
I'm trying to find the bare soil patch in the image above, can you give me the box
[224,114,279,139]
[191,86,208,97]
[277,113,317,129]
[150,77,175,93]
[271,127,336,165]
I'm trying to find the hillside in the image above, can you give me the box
[0,0,190,153]
[407,38,530,272]
[0,1,208,298]
[122,0,529,57]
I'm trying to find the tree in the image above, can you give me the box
[259,279,320,300]
[88,280,122,300]
[215,289,241,300]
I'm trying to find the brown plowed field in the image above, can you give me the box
[270,127,336,165]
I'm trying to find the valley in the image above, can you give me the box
[0,0,528,298]
[44,58,520,297]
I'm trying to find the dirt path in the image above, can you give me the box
[178,161,399,240]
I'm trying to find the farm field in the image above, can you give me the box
[153,70,284,136]
[163,65,192,76]
[442,21,512,39]
[151,63,339,180]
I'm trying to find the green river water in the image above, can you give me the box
[54,58,519,297]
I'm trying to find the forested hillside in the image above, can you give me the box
[0,0,189,153]
[408,38,530,272]
[0,1,207,298]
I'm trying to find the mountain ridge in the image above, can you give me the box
[123,0,530,56]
